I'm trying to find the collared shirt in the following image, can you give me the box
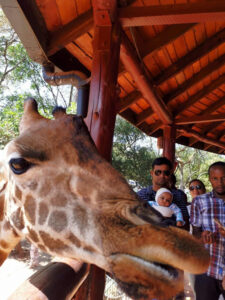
[190,191,225,280]
[137,186,189,229]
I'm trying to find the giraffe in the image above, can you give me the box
[0,98,209,300]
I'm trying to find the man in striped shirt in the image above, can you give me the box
[191,161,225,300]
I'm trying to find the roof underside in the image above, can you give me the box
[1,0,225,154]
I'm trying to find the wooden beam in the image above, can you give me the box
[47,10,93,56]
[140,23,195,58]
[120,29,173,125]
[135,107,154,126]
[188,137,198,147]
[116,90,142,113]
[119,2,225,27]
[165,53,225,103]
[174,74,225,116]
[146,120,163,135]
[163,125,176,165]
[175,113,225,125]
[177,126,225,150]
[154,28,225,85]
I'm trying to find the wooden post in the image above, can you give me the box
[85,0,120,162]
[163,125,176,166]
[76,1,121,300]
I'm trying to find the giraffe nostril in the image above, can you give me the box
[9,158,33,175]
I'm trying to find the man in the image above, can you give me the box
[191,161,225,300]
[137,157,189,230]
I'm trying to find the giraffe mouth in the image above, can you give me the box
[109,253,183,299]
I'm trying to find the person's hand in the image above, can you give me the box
[222,276,225,290]
[218,227,225,238]
[176,221,183,227]
[201,230,215,244]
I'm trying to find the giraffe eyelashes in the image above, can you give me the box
[9,158,33,175]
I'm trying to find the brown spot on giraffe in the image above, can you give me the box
[39,231,69,251]
[38,202,49,225]
[15,186,22,201]
[67,232,81,248]
[50,194,68,207]
[0,240,9,249]
[48,211,68,232]
[0,182,7,193]
[0,195,5,221]
[38,244,47,252]
[24,195,36,225]
[73,205,87,235]
[28,227,39,243]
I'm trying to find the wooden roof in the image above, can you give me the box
[1,0,225,154]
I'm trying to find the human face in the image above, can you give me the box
[189,181,205,199]
[157,192,173,207]
[209,166,225,196]
[151,164,171,188]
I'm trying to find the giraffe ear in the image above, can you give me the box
[19,98,44,133]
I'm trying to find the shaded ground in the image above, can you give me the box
[0,240,52,300]
[0,240,196,300]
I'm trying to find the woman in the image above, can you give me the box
[189,179,206,199]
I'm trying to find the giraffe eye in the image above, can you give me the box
[9,158,33,175]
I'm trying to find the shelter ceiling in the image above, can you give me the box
[1,0,225,154]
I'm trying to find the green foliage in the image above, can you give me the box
[112,117,157,189]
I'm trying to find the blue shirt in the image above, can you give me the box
[190,191,225,279]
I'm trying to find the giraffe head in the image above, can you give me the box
[0,99,209,300]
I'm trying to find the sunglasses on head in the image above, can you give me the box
[189,185,202,191]
[154,170,171,176]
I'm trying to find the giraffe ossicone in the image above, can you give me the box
[0,98,209,300]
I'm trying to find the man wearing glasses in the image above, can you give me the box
[137,157,189,231]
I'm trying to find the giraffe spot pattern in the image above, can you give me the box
[38,202,49,225]
[27,181,38,191]
[39,231,69,252]
[15,186,22,201]
[0,240,9,249]
[50,194,68,207]
[28,227,39,243]
[48,211,68,232]
[24,195,36,225]
[83,245,96,253]
[68,232,81,248]
[73,205,87,235]
[0,195,5,221]
[0,182,7,193]
[38,244,47,252]
[11,208,25,230]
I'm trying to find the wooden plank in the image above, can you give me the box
[47,10,93,56]
[135,107,154,126]
[177,126,225,150]
[175,113,225,125]
[154,28,225,85]
[116,90,142,113]
[165,53,225,103]
[174,74,225,116]
[119,2,225,27]
[140,24,195,58]
[163,125,176,165]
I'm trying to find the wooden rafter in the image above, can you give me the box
[175,113,225,125]
[154,28,225,85]
[165,54,225,103]
[47,10,93,56]
[116,90,142,113]
[119,2,225,27]
[174,74,225,116]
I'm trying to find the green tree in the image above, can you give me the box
[112,116,157,189]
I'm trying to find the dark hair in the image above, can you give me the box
[208,161,225,174]
[189,179,206,191]
[152,157,173,170]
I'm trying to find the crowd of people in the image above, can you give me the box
[137,157,225,300]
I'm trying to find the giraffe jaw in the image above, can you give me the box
[109,253,183,300]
